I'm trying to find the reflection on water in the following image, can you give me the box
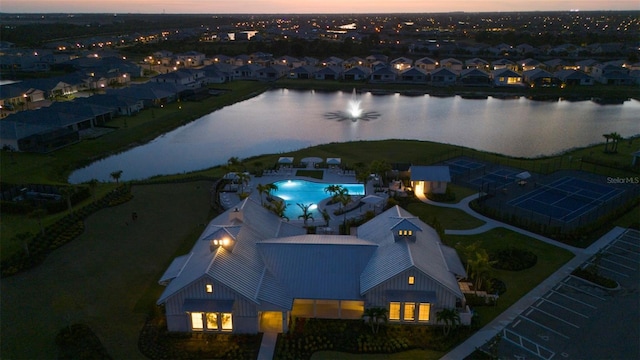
[69,89,640,183]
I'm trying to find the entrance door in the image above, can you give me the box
[259,312,283,333]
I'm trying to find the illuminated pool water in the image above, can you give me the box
[271,179,365,220]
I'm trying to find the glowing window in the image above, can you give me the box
[419,303,431,321]
[221,313,233,330]
[389,302,401,320]
[190,312,204,330]
[408,276,415,285]
[206,284,213,293]
[404,303,415,321]
[206,313,218,330]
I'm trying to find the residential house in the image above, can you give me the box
[81,94,144,116]
[439,58,463,73]
[314,66,342,80]
[390,57,413,72]
[320,56,344,68]
[176,51,206,67]
[464,58,490,71]
[554,70,595,86]
[233,64,263,80]
[523,69,561,87]
[288,65,318,80]
[156,198,470,334]
[342,66,371,81]
[490,59,517,71]
[519,58,543,72]
[255,65,289,81]
[274,56,302,68]
[343,57,366,69]
[429,68,457,87]
[591,64,634,85]
[543,59,575,72]
[492,69,523,87]
[486,43,512,56]
[370,66,398,83]
[414,57,438,72]
[515,43,537,56]
[399,67,428,83]
[152,68,206,87]
[410,166,451,195]
[459,68,490,86]
[575,59,600,74]
[365,54,389,65]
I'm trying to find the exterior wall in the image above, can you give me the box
[424,181,448,194]
[163,276,259,333]
[363,267,459,324]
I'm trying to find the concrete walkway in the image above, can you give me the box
[419,190,628,359]
[257,332,279,360]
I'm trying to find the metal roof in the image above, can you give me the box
[410,165,451,182]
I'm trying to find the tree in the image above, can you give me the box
[455,241,481,276]
[603,133,612,153]
[2,144,16,164]
[226,156,242,172]
[297,203,314,226]
[87,178,99,201]
[235,172,250,194]
[436,308,460,336]
[320,209,331,227]
[110,170,123,184]
[265,200,289,221]
[468,250,496,291]
[362,307,388,334]
[59,186,75,213]
[369,159,391,187]
[256,183,269,205]
[610,132,623,153]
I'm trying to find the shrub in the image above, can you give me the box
[490,247,537,271]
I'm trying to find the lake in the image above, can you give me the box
[69,89,640,183]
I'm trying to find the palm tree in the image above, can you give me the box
[468,250,495,291]
[370,159,391,187]
[227,156,242,172]
[320,209,331,227]
[235,172,250,194]
[256,183,269,205]
[603,133,612,153]
[362,307,388,334]
[110,170,123,184]
[297,203,314,226]
[436,308,460,336]
[266,200,289,221]
[265,183,278,201]
[324,184,341,198]
[610,132,623,153]
[455,241,480,276]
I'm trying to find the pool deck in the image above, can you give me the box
[219,166,384,231]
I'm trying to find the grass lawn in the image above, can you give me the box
[0,181,215,359]
[443,227,575,328]
[406,202,486,230]
[311,349,445,360]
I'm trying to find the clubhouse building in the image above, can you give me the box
[157,198,471,333]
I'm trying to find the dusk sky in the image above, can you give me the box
[1,0,638,14]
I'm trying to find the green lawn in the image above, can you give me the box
[0,182,215,359]
[311,349,445,360]
[406,202,486,230]
[443,228,575,328]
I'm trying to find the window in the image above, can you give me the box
[389,302,401,320]
[191,312,204,330]
[206,313,218,330]
[408,276,415,285]
[206,284,213,293]
[404,303,415,321]
[398,230,413,236]
[418,303,431,322]
[221,313,233,330]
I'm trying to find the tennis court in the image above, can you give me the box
[508,177,624,222]
[445,158,485,176]
[470,169,521,188]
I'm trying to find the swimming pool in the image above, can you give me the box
[270,179,365,220]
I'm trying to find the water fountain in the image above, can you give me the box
[324,88,381,122]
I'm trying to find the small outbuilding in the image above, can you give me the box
[409,166,451,195]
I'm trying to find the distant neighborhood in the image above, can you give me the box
[1,39,639,153]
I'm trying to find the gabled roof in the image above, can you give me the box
[415,57,437,65]
[430,68,457,77]
[460,68,490,78]
[358,206,464,297]
[410,165,451,182]
[554,69,592,81]
[492,68,521,78]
